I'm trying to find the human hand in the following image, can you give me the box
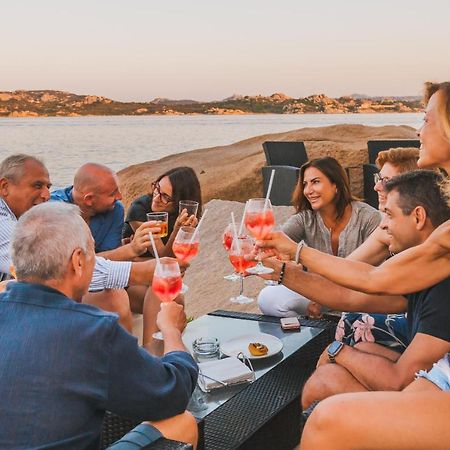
[156,301,187,335]
[131,221,162,256]
[256,256,283,281]
[255,231,297,259]
[175,210,198,231]
[307,301,323,319]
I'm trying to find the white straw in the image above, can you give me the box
[238,202,247,236]
[149,232,161,265]
[190,208,208,244]
[231,212,241,253]
[264,169,276,211]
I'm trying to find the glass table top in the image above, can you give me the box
[181,314,323,419]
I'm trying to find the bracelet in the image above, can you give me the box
[295,240,306,265]
[277,262,286,285]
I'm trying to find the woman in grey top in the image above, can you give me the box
[258,156,380,317]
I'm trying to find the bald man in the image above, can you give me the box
[51,163,124,252]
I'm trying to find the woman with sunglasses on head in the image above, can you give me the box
[123,166,202,257]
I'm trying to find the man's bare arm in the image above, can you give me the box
[262,258,406,313]
[298,240,450,295]
[346,226,391,266]
[333,333,450,391]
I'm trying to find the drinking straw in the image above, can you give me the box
[263,169,276,211]
[149,232,161,266]
[190,208,208,244]
[231,211,241,253]
[238,202,247,236]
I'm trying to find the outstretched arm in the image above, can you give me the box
[297,232,450,295]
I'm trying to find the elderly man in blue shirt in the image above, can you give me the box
[0,201,198,449]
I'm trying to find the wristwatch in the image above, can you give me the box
[327,340,345,363]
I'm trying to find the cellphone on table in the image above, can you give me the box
[280,317,300,331]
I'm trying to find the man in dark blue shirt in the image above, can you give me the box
[0,201,198,449]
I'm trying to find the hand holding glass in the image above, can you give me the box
[146,212,169,238]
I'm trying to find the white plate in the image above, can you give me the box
[220,333,283,359]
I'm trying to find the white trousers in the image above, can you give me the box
[257,285,311,317]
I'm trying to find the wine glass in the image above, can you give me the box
[228,235,257,304]
[222,223,240,281]
[172,226,199,292]
[152,258,182,339]
[244,198,275,275]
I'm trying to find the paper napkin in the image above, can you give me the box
[197,357,255,392]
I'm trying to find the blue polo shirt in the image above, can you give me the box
[51,186,124,252]
[0,281,198,449]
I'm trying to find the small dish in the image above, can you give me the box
[221,333,283,359]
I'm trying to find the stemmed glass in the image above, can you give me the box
[152,258,183,339]
[228,235,257,304]
[244,198,275,275]
[222,223,240,281]
[172,226,200,292]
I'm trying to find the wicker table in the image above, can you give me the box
[100,311,336,450]
[187,310,336,450]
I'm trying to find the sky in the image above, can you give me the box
[2,0,450,101]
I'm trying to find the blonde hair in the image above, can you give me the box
[375,147,419,173]
[424,82,450,141]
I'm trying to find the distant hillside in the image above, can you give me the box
[0,89,423,117]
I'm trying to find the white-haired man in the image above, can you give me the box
[0,201,198,448]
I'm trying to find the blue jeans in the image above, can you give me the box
[107,423,163,449]
[416,354,450,391]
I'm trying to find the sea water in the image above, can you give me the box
[0,113,422,188]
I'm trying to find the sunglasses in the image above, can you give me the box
[151,181,173,205]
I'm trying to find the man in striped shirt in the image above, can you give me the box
[0,154,158,308]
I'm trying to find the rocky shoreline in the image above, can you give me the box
[118,123,418,207]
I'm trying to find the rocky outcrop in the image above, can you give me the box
[0,90,423,117]
[117,124,418,209]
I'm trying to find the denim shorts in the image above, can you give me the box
[416,355,450,391]
[107,423,163,449]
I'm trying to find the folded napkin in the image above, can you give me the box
[197,357,255,392]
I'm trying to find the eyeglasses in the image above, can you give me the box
[373,173,391,185]
[151,181,173,205]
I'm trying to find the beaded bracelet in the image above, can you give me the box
[278,262,286,285]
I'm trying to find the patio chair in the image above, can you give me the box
[367,139,420,164]
[261,141,307,206]
[262,165,299,206]
[101,411,193,449]
[363,163,380,209]
[364,139,420,208]
[262,141,308,167]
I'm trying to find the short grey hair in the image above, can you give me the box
[0,154,45,183]
[11,202,92,281]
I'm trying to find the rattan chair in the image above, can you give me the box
[101,412,193,449]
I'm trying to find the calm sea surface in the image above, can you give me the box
[0,113,422,188]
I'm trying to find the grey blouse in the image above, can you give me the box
[281,201,381,257]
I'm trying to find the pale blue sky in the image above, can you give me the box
[2,0,449,101]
